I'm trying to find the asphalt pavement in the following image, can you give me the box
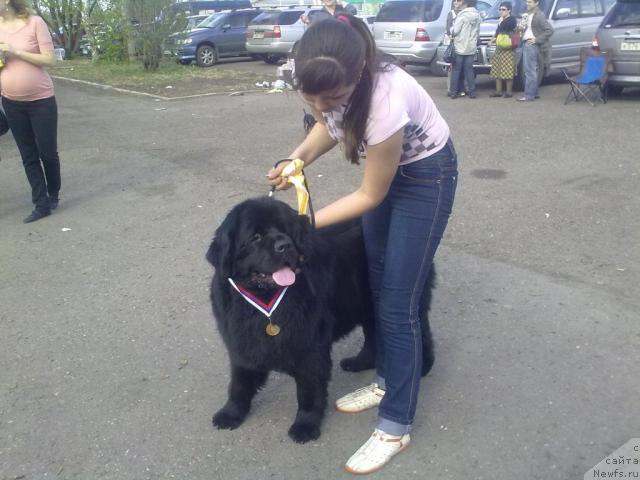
[1,62,638,480]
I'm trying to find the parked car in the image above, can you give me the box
[174,8,263,66]
[168,0,252,17]
[372,0,493,74]
[245,6,321,64]
[434,0,616,86]
[593,0,640,93]
[358,14,377,32]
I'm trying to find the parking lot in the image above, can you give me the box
[0,63,638,480]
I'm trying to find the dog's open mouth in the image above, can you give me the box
[250,265,299,289]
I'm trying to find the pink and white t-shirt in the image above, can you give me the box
[322,65,450,165]
[0,16,55,101]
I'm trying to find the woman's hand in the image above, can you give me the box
[267,161,294,191]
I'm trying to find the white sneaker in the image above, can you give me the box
[344,429,410,475]
[336,383,385,413]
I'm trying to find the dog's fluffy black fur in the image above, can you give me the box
[206,197,435,443]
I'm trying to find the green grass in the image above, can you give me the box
[51,58,274,97]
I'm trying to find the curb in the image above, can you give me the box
[52,75,266,101]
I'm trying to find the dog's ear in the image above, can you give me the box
[206,217,235,277]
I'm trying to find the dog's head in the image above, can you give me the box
[207,197,311,290]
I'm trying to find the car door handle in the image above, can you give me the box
[574,26,581,32]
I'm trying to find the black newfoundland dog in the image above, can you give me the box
[206,197,435,443]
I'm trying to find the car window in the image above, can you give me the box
[252,9,307,25]
[251,12,281,25]
[601,0,640,27]
[198,12,227,28]
[376,0,444,22]
[484,0,527,19]
[279,11,305,24]
[554,0,580,18]
[579,0,600,15]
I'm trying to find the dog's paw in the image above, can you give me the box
[340,355,374,372]
[212,408,245,430]
[288,422,321,444]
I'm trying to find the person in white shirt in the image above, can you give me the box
[268,15,458,475]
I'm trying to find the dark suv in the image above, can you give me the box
[175,8,262,66]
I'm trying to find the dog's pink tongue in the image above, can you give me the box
[272,267,296,286]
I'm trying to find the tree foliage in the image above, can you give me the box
[32,0,99,57]
[33,0,183,67]
[128,0,184,71]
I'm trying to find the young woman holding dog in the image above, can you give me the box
[267,15,458,474]
[0,0,60,223]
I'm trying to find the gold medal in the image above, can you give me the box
[265,323,281,336]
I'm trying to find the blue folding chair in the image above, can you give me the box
[563,48,611,106]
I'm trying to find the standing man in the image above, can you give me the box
[450,0,481,99]
[517,0,553,102]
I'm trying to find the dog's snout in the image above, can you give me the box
[274,238,292,253]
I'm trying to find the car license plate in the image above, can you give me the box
[253,31,264,39]
[384,31,403,41]
[620,41,640,51]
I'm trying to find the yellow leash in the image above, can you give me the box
[269,158,313,222]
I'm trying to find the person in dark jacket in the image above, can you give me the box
[301,0,357,25]
[489,1,518,97]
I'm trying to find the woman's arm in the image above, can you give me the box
[268,109,338,191]
[5,48,55,67]
[314,129,403,229]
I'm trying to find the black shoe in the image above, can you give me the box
[468,94,477,99]
[489,92,503,97]
[49,196,59,210]
[24,209,51,223]
[450,94,460,99]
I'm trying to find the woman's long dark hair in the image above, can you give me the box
[294,15,394,164]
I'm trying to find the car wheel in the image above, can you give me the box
[430,60,448,77]
[196,44,218,67]
[263,54,282,65]
[607,84,624,96]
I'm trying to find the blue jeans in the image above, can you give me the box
[522,42,540,99]
[362,140,458,435]
[451,54,476,96]
[2,96,61,212]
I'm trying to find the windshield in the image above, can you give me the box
[484,0,551,20]
[198,12,227,28]
[601,0,640,27]
[376,0,444,22]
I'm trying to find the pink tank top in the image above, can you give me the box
[0,16,55,101]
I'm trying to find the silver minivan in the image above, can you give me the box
[374,0,493,73]
[435,0,616,85]
[373,0,449,69]
[246,6,320,64]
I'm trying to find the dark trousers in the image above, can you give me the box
[2,96,61,212]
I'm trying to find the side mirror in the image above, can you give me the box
[222,23,231,31]
[554,7,571,18]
